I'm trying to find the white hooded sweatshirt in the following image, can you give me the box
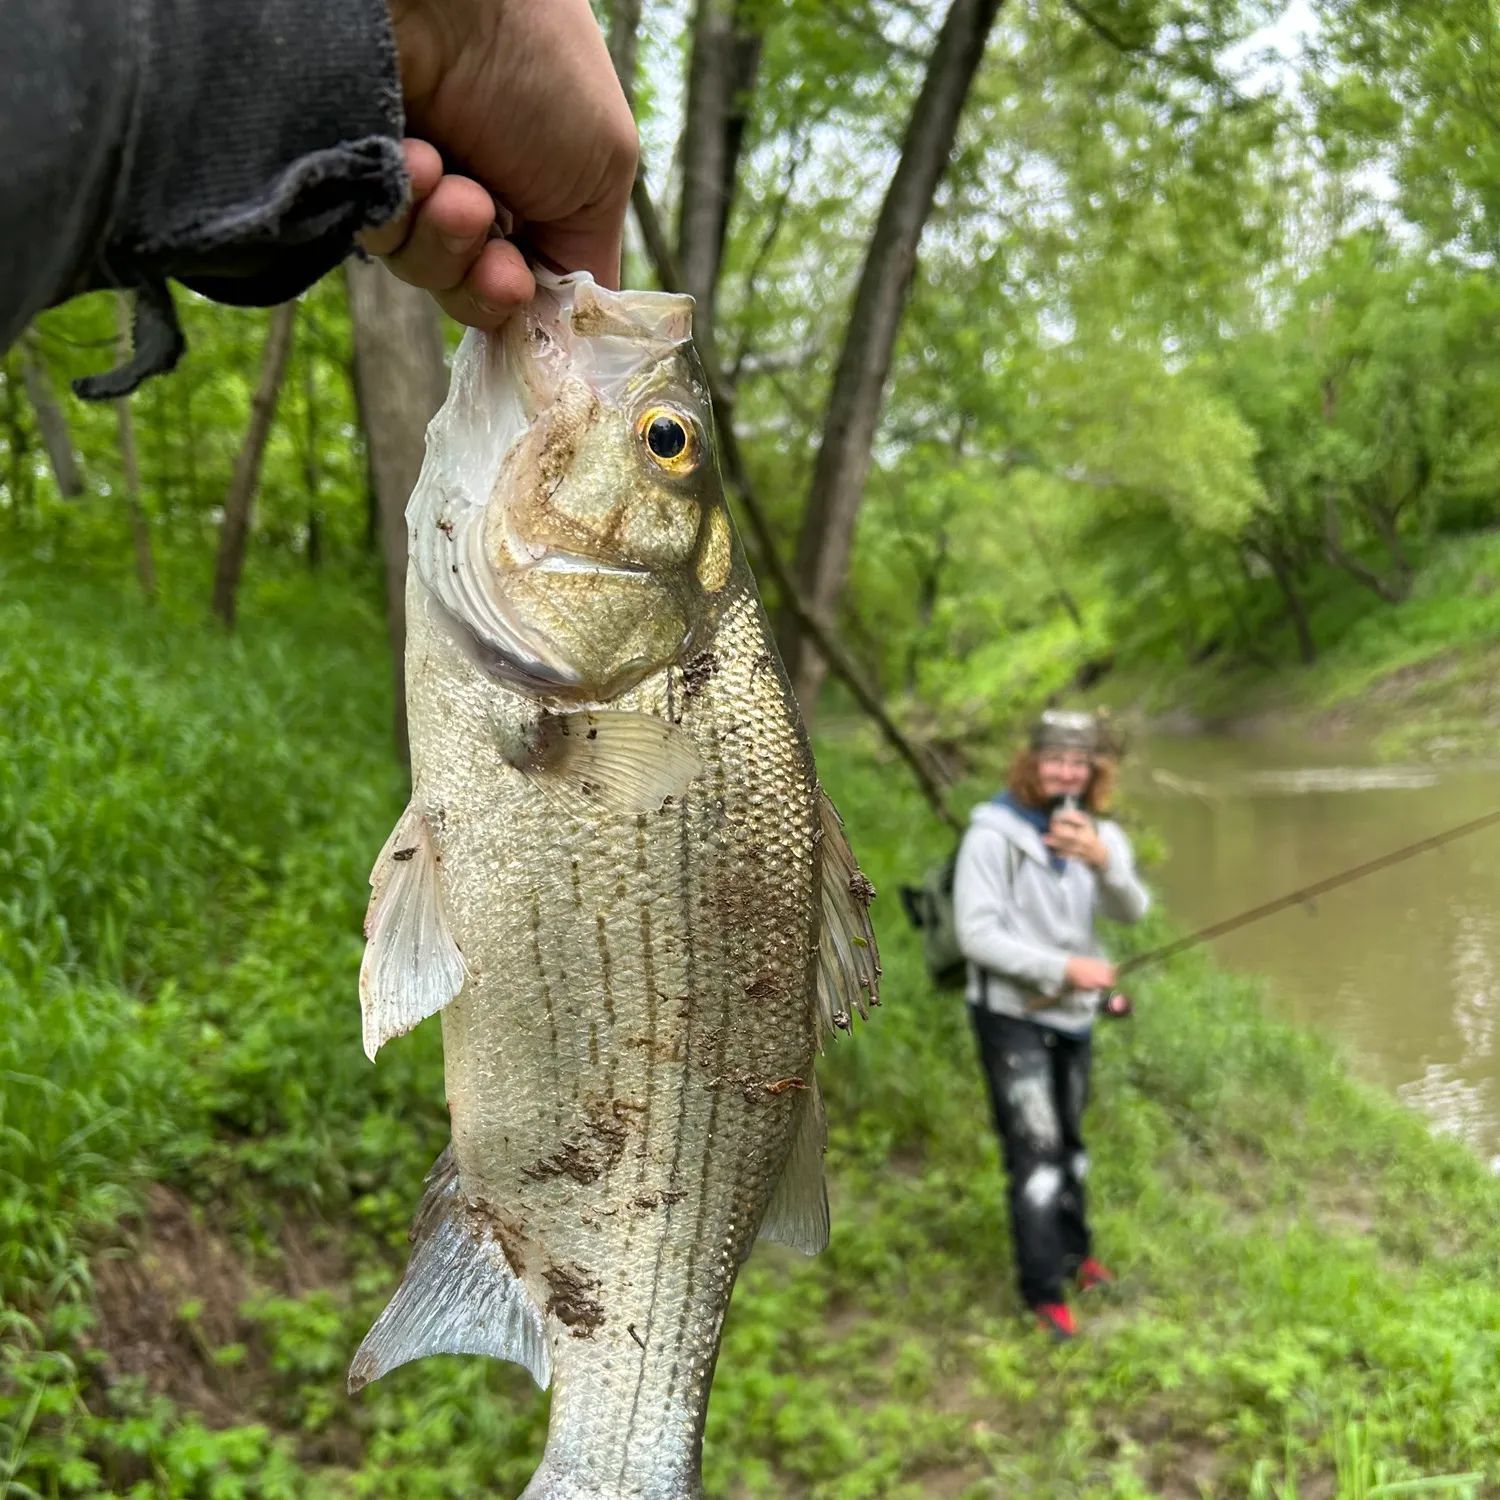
[953,798,1150,1035]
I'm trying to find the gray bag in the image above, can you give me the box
[899,853,966,990]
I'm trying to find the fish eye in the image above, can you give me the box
[638,407,699,474]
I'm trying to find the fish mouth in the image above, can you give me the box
[524,550,653,580]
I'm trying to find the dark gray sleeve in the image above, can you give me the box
[1,0,408,398]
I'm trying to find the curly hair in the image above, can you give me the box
[1007,749,1118,815]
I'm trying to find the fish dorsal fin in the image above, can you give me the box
[814,790,880,1046]
[510,710,704,817]
[758,1077,830,1256]
[348,1148,551,1393]
[359,804,468,1061]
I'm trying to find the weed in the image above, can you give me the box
[5,554,1500,1497]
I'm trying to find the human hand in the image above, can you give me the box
[362,0,639,330]
[1064,956,1117,991]
[1045,810,1109,870]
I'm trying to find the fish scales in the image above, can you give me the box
[410,574,816,1491]
[352,272,878,1500]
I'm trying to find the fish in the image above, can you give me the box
[347,270,880,1500]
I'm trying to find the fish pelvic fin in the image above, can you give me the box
[509,709,704,816]
[348,1147,550,1393]
[758,1075,830,1257]
[359,803,468,1061]
[814,789,881,1047]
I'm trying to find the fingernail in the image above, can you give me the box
[441,232,480,255]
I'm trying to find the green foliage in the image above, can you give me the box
[2,2,1500,1493]
[4,557,1500,1498]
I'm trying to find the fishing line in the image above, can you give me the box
[1116,803,1500,981]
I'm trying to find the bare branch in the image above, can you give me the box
[1061,0,1146,55]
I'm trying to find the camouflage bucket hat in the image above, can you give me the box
[1030,709,1100,754]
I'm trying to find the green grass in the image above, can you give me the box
[4,547,1500,1499]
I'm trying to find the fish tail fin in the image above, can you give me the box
[347,1147,550,1393]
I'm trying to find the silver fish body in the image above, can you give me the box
[349,274,877,1500]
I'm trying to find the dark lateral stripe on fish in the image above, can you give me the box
[528,879,565,1124]
[663,715,746,1420]
[594,912,618,1098]
[622,782,702,1454]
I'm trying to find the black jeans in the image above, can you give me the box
[971,1007,1093,1308]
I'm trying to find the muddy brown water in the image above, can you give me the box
[1129,734,1500,1169]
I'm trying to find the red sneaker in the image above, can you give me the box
[1032,1302,1078,1341]
[1077,1258,1114,1292]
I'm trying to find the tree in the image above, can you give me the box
[677,0,766,357]
[779,0,1007,715]
[18,331,82,498]
[212,301,297,627]
[114,295,158,603]
[345,259,450,770]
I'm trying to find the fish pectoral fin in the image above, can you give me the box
[758,1076,830,1256]
[359,803,468,1062]
[348,1147,551,1393]
[814,789,881,1047]
[510,710,704,816]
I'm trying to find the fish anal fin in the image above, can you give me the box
[512,710,704,816]
[758,1077,830,1256]
[359,804,468,1061]
[349,1148,550,1393]
[815,790,881,1047]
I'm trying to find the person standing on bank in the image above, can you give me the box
[953,710,1150,1342]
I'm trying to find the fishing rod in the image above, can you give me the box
[1115,803,1500,983]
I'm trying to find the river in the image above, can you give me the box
[1130,734,1500,1169]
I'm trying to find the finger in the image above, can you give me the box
[383,175,499,293]
[527,220,627,291]
[433,237,537,332]
[359,139,444,258]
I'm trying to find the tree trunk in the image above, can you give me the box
[1321,486,1407,603]
[212,301,296,627]
[783,0,1005,716]
[3,352,33,517]
[1208,548,1272,668]
[300,318,323,569]
[608,0,643,107]
[113,295,158,603]
[345,258,450,773]
[1260,541,1316,664]
[607,0,691,298]
[714,3,765,281]
[676,0,764,357]
[1318,370,1407,604]
[19,330,82,497]
[1366,497,1414,599]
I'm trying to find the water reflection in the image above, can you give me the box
[1132,736,1500,1167]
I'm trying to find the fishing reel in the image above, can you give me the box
[1102,989,1134,1020]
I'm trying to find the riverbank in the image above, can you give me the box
[4,558,1499,1499]
[1100,529,1500,763]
